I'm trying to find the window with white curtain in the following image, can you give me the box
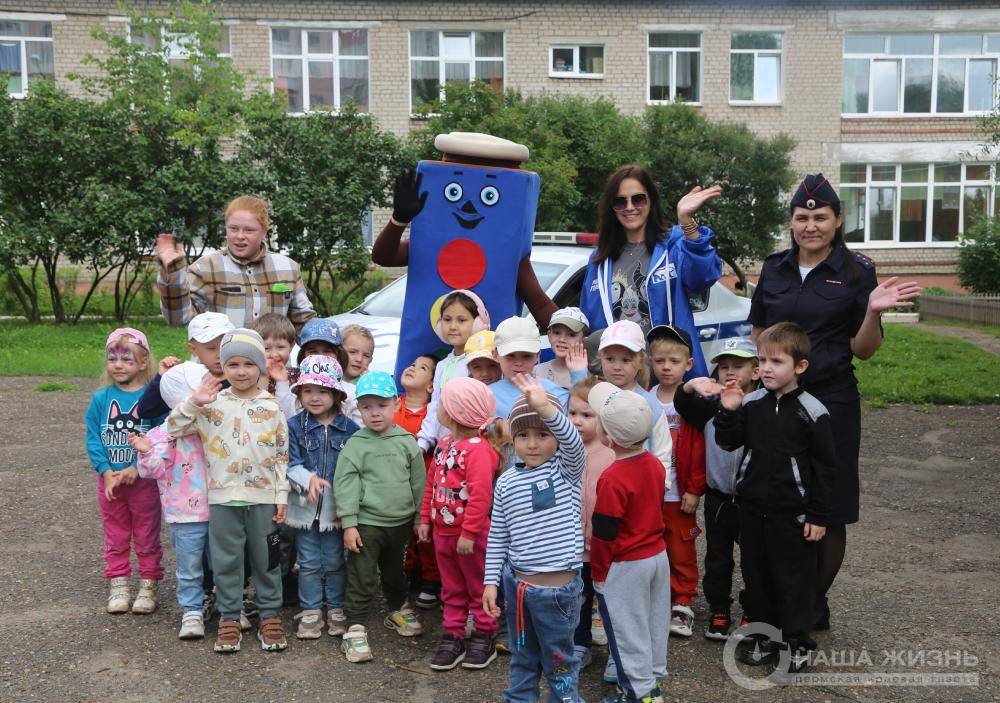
[839,162,998,245]
[0,20,53,97]
[647,33,701,103]
[270,28,369,113]
[409,30,504,112]
[843,32,1000,115]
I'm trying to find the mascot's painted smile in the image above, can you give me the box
[445,180,499,230]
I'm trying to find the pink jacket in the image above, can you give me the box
[581,442,616,559]
[135,423,209,523]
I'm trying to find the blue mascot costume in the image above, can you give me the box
[371,132,557,383]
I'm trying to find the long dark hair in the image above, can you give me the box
[594,164,668,266]
[788,204,862,283]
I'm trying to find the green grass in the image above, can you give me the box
[855,325,1000,406]
[34,380,81,392]
[0,320,189,377]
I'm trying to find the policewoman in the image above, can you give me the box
[748,174,921,630]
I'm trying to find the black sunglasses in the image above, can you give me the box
[612,193,649,211]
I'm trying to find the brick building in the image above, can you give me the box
[3,1,1000,288]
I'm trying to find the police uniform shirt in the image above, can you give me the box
[748,245,879,393]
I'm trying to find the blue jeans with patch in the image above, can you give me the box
[501,566,583,703]
[170,521,210,613]
[295,523,347,610]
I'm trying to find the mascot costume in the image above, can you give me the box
[371,132,557,382]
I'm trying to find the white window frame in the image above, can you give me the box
[548,44,604,79]
[269,27,370,115]
[408,29,505,114]
[842,32,1000,117]
[646,32,702,105]
[729,32,784,105]
[839,162,998,248]
[0,17,55,99]
[125,21,233,60]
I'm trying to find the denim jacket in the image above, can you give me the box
[286,410,359,531]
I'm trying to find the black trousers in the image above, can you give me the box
[702,490,743,614]
[738,508,817,650]
[574,561,594,648]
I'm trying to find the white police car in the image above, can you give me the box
[333,233,752,374]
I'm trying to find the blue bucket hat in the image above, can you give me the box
[355,371,398,399]
[297,317,343,362]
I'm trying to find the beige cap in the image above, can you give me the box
[587,381,653,449]
[494,316,541,356]
[434,132,530,163]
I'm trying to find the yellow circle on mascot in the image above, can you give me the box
[429,293,450,336]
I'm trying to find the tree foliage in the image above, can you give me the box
[958,216,1000,294]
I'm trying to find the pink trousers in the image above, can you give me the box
[97,475,163,580]
[434,530,496,637]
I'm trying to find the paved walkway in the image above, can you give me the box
[917,323,1000,355]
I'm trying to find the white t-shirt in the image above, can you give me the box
[660,400,682,502]
[799,265,814,282]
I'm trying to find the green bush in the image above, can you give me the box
[958,216,1000,294]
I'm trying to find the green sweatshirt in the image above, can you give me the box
[333,424,426,529]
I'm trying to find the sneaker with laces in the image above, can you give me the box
[603,655,618,684]
[178,611,205,640]
[462,630,497,669]
[239,611,253,631]
[131,579,158,614]
[342,624,373,663]
[736,636,777,666]
[415,583,441,609]
[729,616,752,641]
[214,618,242,653]
[591,611,608,646]
[106,577,131,614]
[704,611,732,641]
[602,686,663,703]
[669,604,694,637]
[258,615,288,651]
[384,603,422,637]
[327,607,347,637]
[295,609,323,639]
[430,633,466,671]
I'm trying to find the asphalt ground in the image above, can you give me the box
[0,376,996,703]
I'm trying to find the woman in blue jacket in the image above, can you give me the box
[580,164,723,378]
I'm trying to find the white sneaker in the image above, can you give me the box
[603,655,618,684]
[178,611,205,639]
[670,605,695,637]
[107,577,131,614]
[342,624,373,663]
[327,608,347,637]
[131,579,158,614]
[239,611,252,631]
[295,609,323,639]
[384,602,422,637]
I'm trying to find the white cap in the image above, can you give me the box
[548,307,590,334]
[598,320,645,353]
[434,132,530,163]
[187,312,235,343]
[588,381,653,448]
[494,316,541,356]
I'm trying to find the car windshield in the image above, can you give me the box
[355,260,569,318]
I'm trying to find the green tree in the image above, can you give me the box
[642,104,796,288]
[958,215,1000,294]
[238,103,406,315]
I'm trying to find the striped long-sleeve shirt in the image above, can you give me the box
[484,410,585,586]
[157,246,316,332]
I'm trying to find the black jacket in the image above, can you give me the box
[714,387,836,525]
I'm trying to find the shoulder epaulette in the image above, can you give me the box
[852,251,875,269]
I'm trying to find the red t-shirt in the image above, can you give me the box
[420,436,499,539]
[590,451,667,583]
[394,398,428,437]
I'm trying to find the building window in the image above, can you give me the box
[549,44,604,78]
[409,30,504,112]
[130,23,232,67]
[730,32,782,104]
[0,20,53,97]
[647,33,701,103]
[843,33,1000,115]
[271,28,369,114]
[840,162,997,245]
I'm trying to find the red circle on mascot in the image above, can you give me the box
[438,238,487,289]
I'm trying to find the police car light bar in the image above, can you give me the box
[532,232,598,246]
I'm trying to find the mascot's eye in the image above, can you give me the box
[480,185,500,206]
[444,182,463,202]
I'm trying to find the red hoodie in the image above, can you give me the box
[674,420,707,496]
[420,435,499,540]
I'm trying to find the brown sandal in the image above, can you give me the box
[214,618,242,653]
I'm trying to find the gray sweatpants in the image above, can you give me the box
[595,551,670,700]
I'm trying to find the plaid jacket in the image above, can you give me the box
[157,246,316,332]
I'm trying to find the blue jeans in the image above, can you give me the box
[170,521,210,613]
[502,566,583,703]
[296,524,346,610]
